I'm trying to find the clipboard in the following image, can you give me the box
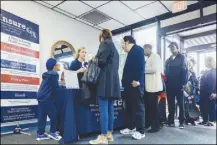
[64,70,79,89]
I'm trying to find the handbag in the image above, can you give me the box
[81,58,101,84]
[80,83,96,106]
[186,101,200,119]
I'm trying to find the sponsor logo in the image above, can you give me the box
[1,14,38,39]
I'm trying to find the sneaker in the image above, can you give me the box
[89,135,108,144]
[36,133,50,141]
[179,124,185,129]
[132,131,145,140]
[120,128,136,135]
[48,132,62,141]
[107,131,114,142]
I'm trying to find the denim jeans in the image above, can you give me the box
[37,101,57,135]
[98,97,114,135]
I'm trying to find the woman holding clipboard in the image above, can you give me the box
[69,47,88,88]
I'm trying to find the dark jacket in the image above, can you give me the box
[69,59,88,88]
[165,53,188,90]
[122,45,145,88]
[37,70,60,102]
[200,68,216,98]
[96,38,121,99]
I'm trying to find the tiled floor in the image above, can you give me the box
[1,122,216,144]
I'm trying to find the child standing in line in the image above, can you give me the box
[36,58,62,141]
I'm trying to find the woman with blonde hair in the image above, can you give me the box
[89,29,121,144]
[199,56,216,126]
[69,47,88,88]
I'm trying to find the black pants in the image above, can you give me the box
[167,88,185,124]
[144,91,150,128]
[159,98,167,125]
[145,92,160,130]
[124,85,145,134]
[200,95,216,123]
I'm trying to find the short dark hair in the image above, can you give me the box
[123,36,136,44]
[143,44,152,49]
[168,42,179,49]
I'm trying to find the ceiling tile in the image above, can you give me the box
[82,1,110,8]
[97,1,143,25]
[80,10,110,25]
[57,1,93,16]
[35,1,53,8]
[98,19,124,30]
[75,17,95,26]
[136,2,168,19]
[43,1,63,6]
[121,1,155,10]
[187,0,198,5]
[161,1,198,11]
[94,25,103,30]
[53,7,76,18]
[203,4,217,16]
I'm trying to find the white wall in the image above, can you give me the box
[1,1,100,76]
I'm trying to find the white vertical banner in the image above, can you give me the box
[1,9,40,126]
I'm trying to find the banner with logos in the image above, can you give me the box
[0,9,40,126]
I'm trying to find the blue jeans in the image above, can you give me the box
[98,97,114,135]
[37,101,57,135]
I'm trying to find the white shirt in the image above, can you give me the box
[145,53,163,93]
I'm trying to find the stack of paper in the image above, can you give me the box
[64,70,79,89]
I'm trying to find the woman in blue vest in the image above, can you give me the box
[69,47,88,88]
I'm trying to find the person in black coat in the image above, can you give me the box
[89,29,121,145]
[199,56,216,126]
[120,36,145,140]
[164,42,188,129]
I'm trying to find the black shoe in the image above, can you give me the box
[160,124,163,129]
[147,129,159,133]
[204,122,214,126]
[198,121,206,125]
[168,123,175,127]
[179,124,185,129]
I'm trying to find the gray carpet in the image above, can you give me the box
[1,123,216,144]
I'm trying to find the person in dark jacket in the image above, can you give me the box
[89,29,121,144]
[69,47,88,88]
[164,42,188,129]
[199,56,216,126]
[120,36,145,140]
[36,58,62,141]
